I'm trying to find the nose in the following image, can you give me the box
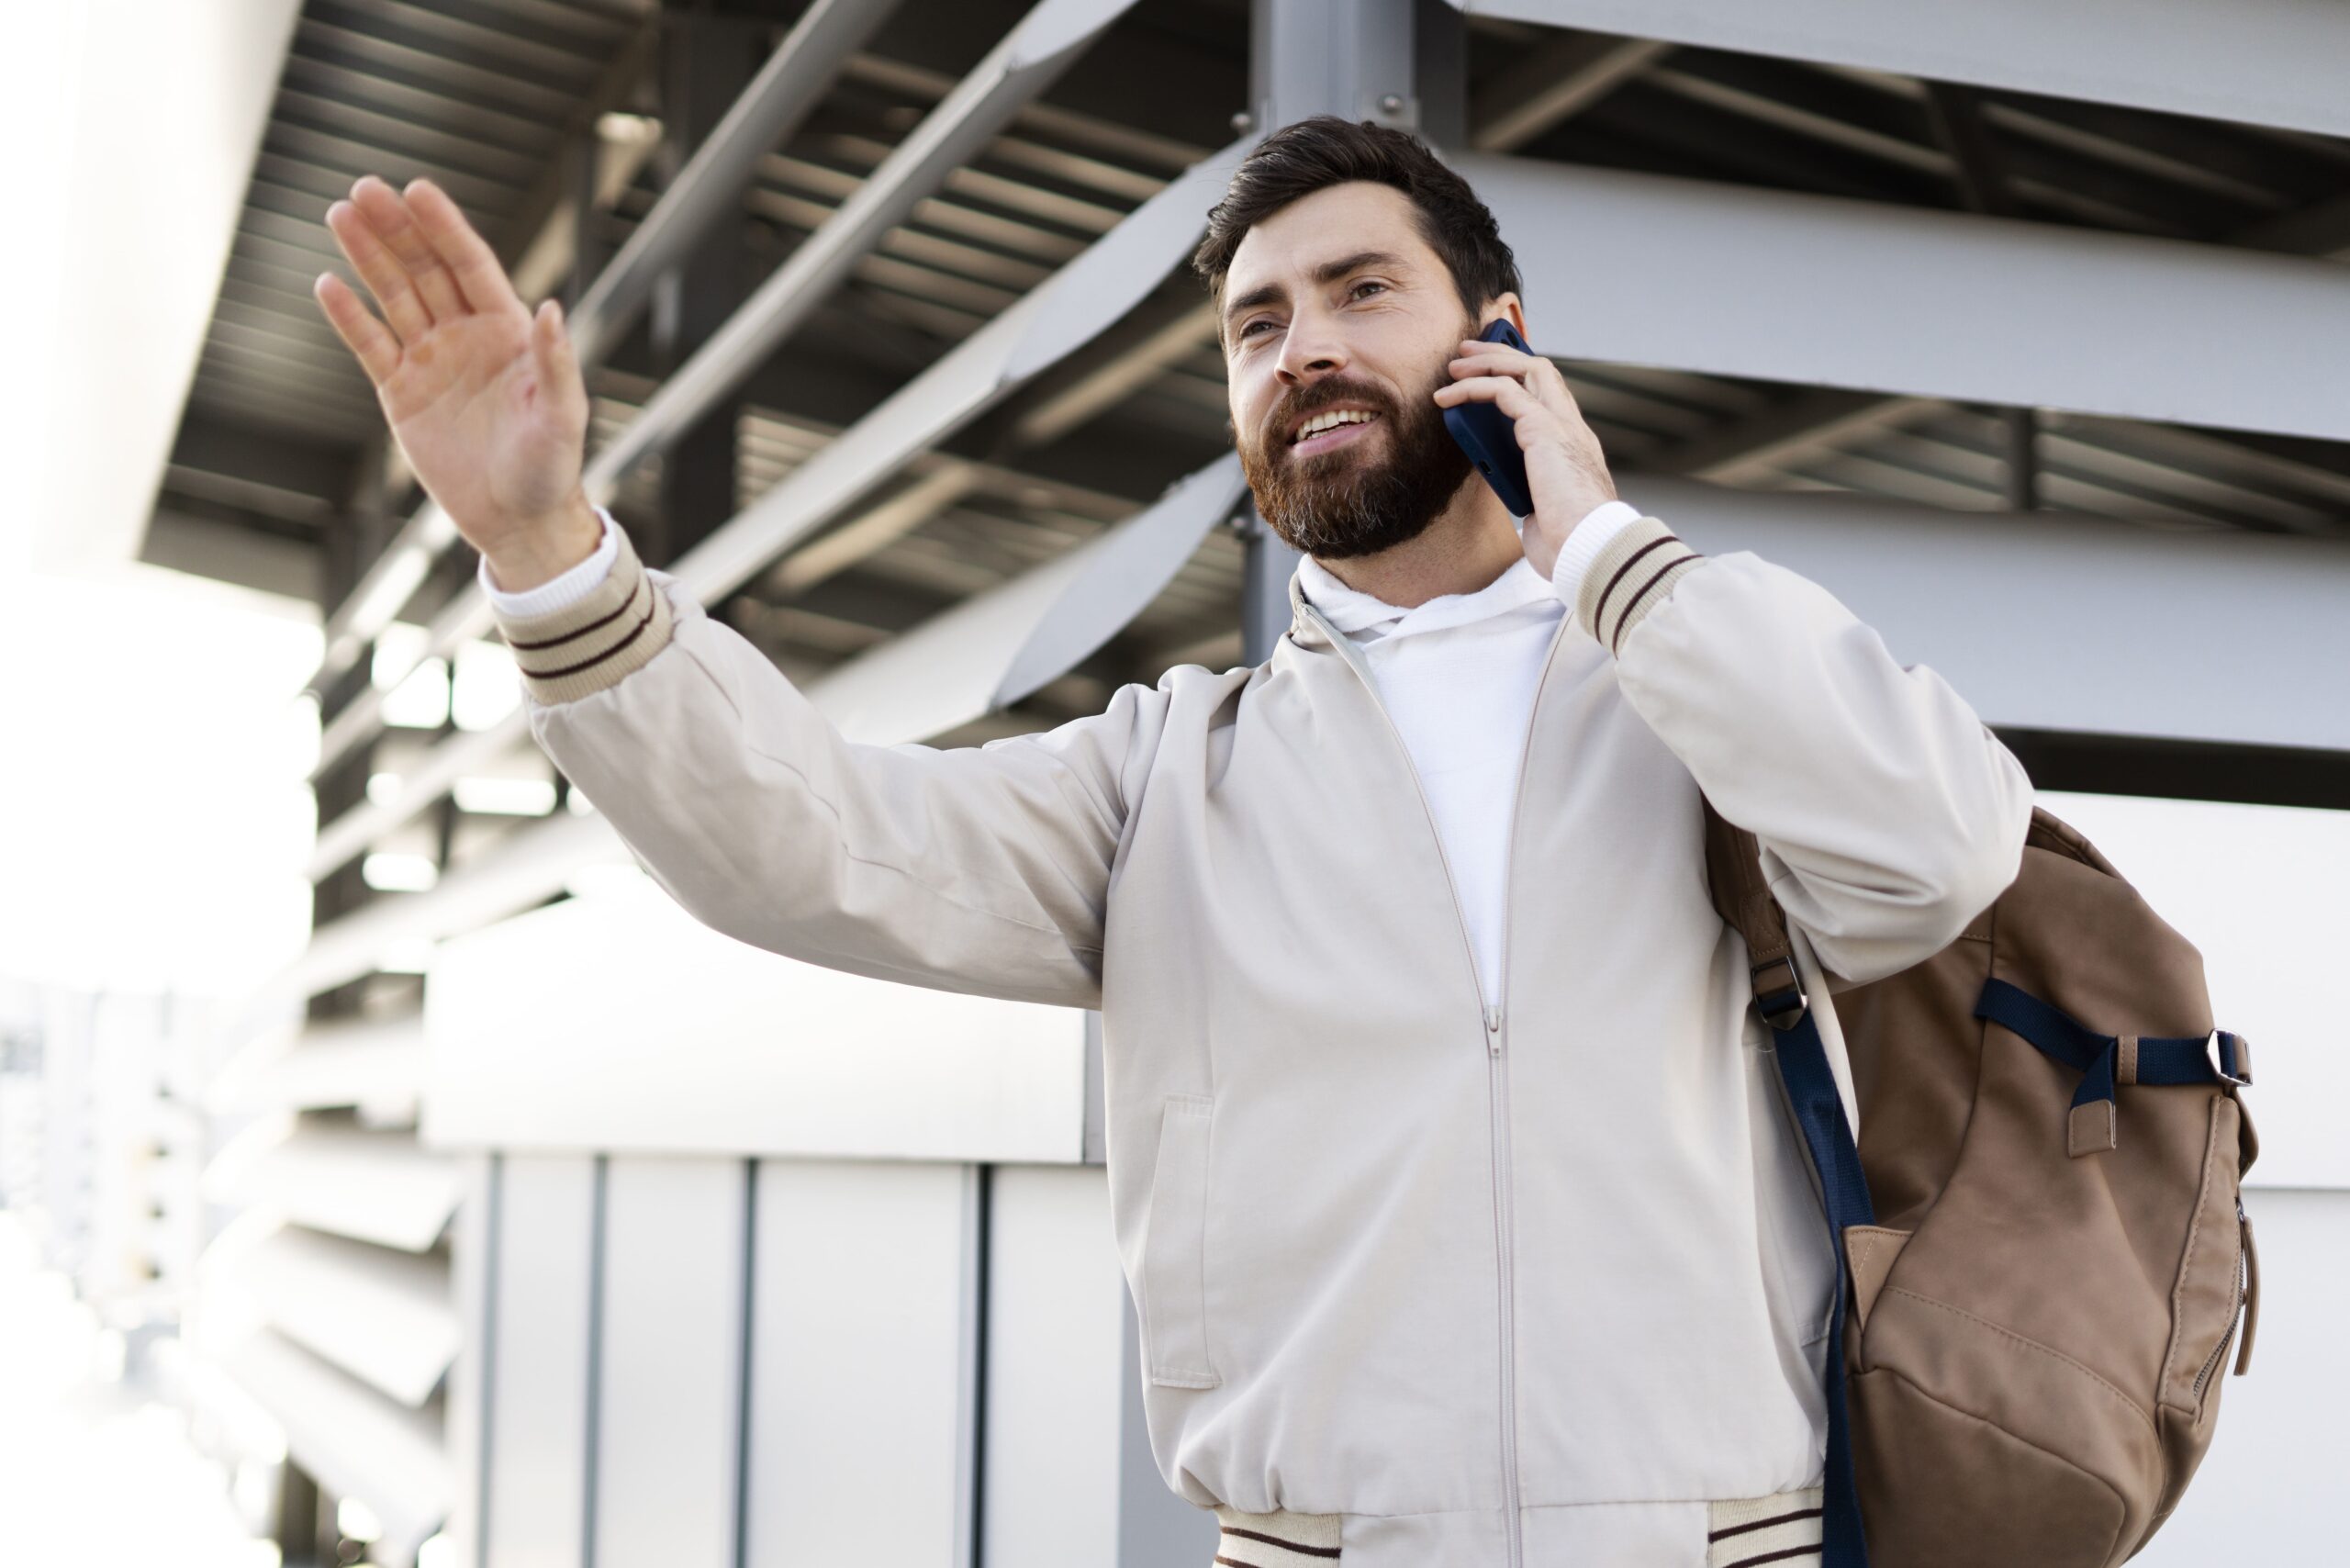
[1274,314,1347,388]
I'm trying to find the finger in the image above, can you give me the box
[1460,354,1583,423]
[1433,375,1544,421]
[1459,336,1538,370]
[313,271,404,387]
[326,197,434,347]
[351,175,469,322]
[532,297,582,416]
[1449,351,1541,382]
[406,177,529,325]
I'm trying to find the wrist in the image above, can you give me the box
[484,494,603,592]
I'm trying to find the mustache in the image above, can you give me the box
[1259,380,1399,448]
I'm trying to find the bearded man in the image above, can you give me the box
[317,116,2032,1568]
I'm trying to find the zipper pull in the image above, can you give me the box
[1484,1004,1503,1053]
[2233,1197,2259,1377]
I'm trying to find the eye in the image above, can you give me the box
[1237,318,1276,340]
[1348,280,1388,301]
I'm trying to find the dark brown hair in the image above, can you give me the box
[1191,116,1521,318]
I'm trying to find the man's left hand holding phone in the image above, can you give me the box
[1436,318,1622,582]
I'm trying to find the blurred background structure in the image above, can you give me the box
[3,0,2345,1564]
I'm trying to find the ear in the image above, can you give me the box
[1484,292,1528,342]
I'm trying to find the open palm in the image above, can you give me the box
[314,174,589,564]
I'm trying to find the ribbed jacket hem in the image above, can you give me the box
[1212,1504,1342,1564]
[1574,513,1707,655]
[1707,1486,1824,1567]
[490,521,674,704]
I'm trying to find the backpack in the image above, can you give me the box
[1704,801,2260,1568]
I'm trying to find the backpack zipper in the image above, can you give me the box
[2190,1200,2250,1400]
[1298,599,1572,1568]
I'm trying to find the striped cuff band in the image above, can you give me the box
[1211,1504,1342,1565]
[1574,513,1707,655]
[490,521,675,704]
[1707,1485,1824,1568]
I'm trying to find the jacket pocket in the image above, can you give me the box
[1140,1093,1220,1389]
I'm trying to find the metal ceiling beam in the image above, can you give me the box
[1641,389,1942,486]
[1002,297,1218,449]
[1470,154,2350,442]
[1469,32,1672,152]
[590,0,1148,484]
[1449,0,2350,140]
[1617,475,2350,755]
[2235,192,2350,262]
[309,0,1155,781]
[767,466,986,594]
[303,1,855,692]
[566,0,906,367]
[811,454,1245,745]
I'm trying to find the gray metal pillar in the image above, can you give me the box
[1238,0,1459,664]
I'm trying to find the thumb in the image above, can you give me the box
[532,297,576,382]
[532,297,588,416]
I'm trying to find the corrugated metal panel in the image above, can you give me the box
[206,1123,462,1252]
[591,1158,751,1568]
[230,1223,458,1406]
[480,1154,599,1568]
[210,1014,425,1126]
[220,1326,453,1564]
[1472,154,2350,442]
[979,1165,1127,1565]
[742,1159,974,1568]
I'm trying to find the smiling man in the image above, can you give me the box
[317,115,2033,1568]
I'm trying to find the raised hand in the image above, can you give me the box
[315,174,601,590]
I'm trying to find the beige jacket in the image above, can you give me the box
[490,513,2035,1568]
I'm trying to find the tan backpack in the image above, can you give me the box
[1706,802,2260,1568]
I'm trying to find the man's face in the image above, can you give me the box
[1219,182,1480,559]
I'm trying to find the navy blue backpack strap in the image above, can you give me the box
[1756,958,1874,1568]
[1975,977,2250,1155]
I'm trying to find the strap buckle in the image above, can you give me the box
[2208,1030,2253,1088]
[1751,953,1808,1030]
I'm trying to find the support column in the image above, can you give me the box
[645,6,768,570]
[1238,0,1459,663]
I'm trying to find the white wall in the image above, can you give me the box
[1,0,306,575]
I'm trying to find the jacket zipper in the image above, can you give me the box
[1299,600,1572,1568]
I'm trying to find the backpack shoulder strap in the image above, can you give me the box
[1703,797,1806,1018]
[1701,794,1876,1567]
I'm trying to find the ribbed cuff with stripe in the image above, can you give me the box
[489,521,674,704]
[1573,514,1707,655]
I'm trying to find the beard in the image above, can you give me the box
[1237,343,1478,560]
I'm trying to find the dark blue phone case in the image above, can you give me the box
[1443,318,1537,518]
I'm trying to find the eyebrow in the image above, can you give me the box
[1220,249,1412,342]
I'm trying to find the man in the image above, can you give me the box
[316,117,2032,1568]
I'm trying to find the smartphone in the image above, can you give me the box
[1443,318,1537,519]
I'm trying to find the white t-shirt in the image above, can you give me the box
[1292,500,1639,1005]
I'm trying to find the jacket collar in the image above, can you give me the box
[1286,549,1555,649]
